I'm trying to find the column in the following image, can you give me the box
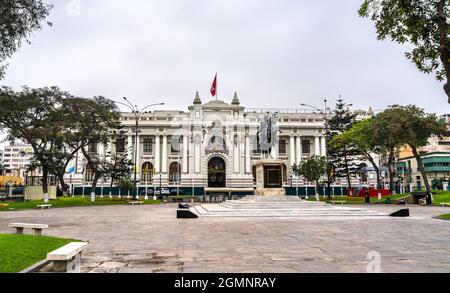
[154,135,160,173]
[127,135,133,161]
[315,136,321,156]
[98,143,105,158]
[240,135,246,175]
[106,140,112,158]
[290,136,296,166]
[233,138,239,174]
[321,136,327,157]
[182,134,188,174]
[194,134,201,174]
[245,135,251,174]
[296,136,302,165]
[162,135,168,174]
[189,135,194,175]
[136,136,141,175]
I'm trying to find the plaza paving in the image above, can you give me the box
[0,203,449,273]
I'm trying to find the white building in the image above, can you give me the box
[2,144,33,177]
[68,93,332,192]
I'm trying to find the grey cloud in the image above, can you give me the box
[0,0,448,114]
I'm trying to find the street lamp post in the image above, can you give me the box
[114,98,164,200]
[301,100,332,199]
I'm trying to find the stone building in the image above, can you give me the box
[68,93,331,192]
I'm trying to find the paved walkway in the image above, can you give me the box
[0,204,449,273]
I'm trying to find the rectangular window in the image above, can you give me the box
[143,138,153,154]
[171,137,182,154]
[279,140,286,155]
[302,140,311,155]
[116,139,126,153]
[88,143,97,154]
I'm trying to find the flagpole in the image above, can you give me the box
[216,72,218,101]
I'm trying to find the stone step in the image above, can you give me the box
[201,207,373,213]
[190,196,387,218]
[191,209,386,218]
[221,203,329,209]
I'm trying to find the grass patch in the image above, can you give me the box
[434,214,450,221]
[431,190,450,206]
[0,234,75,273]
[0,197,161,212]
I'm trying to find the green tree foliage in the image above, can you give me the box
[391,105,446,193]
[0,86,70,202]
[330,118,383,189]
[103,149,133,198]
[373,105,446,199]
[0,0,53,79]
[360,0,450,104]
[117,177,134,199]
[298,156,327,195]
[327,98,360,188]
[58,97,121,202]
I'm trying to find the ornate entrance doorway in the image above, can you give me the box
[208,157,226,188]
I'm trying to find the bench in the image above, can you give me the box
[129,201,144,206]
[330,201,346,205]
[419,199,427,206]
[37,204,52,210]
[441,203,450,207]
[47,242,88,273]
[9,223,49,236]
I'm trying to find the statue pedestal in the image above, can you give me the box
[254,160,286,196]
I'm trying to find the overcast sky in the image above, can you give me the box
[1,0,449,116]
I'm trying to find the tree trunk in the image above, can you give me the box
[411,146,432,203]
[109,178,114,198]
[386,150,396,194]
[437,0,450,104]
[315,180,320,202]
[58,174,70,196]
[365,152,381,189]
[91,173,99,202]
[344,154,352,189]
[42,169,49,203]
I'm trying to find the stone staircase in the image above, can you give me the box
[190,196,387,218]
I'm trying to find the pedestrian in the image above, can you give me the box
[365,188,370,204]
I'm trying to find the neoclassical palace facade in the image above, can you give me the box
[69,93,343,191]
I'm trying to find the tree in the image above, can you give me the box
[298,156,327,199]
[388,105,446,201]
[330,118,383,189]
[0,86,70,203]
[59,97,121,202]
[103,150,133,198]
[0,0,53,79]
[360,0,450,104]
[327,98,360,188]
[117,177,134,199]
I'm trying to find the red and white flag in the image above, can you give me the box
[210,74,217,97]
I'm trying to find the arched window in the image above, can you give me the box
[84,165,94,182]
[141,162,154,183]
[169,162,181,184]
